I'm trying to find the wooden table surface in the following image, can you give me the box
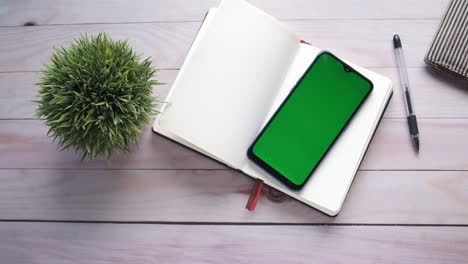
[1,0,468,263]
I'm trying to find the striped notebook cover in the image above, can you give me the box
[425,0,468,80]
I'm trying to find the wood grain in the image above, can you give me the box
[0,19,439,72]
[380,67,468,118]
[0,22,198,72]
[0,120,221,169]
[2,68,467,119]
[0,71,178,119]
[0,0,449,26]
[1,223,467,263]
[0,0,465,260]
[0,119,466,170]
[0,169,467,224]
[362,118,468,170]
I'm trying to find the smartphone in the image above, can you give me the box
[247,51,373,190]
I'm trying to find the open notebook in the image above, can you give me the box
[153,0,392,215]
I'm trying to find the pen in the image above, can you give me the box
[393,34,419,153]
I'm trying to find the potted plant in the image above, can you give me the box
[35,33,159,159]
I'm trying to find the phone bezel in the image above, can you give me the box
[247,51,374,190]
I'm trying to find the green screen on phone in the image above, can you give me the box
[248,52,372,189]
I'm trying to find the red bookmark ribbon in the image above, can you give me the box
[245,179,264,211]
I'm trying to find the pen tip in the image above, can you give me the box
[413,135,419,153]
[393,34,402,48]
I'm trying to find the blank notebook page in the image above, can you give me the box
[159,0,299,168]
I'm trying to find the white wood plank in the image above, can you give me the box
[0,0,449,26]
[0,170,467,224]
[0,119,466,170]
[0,120,222,169]
[376,67,468,119]
[290,19,438,69]
[2,68,467,119]
[0,71,38,119]
[0,22,198,72]
[0,19,439,72]
[1,223,467,263]
[361,118,468,170]
[0,71,178,119]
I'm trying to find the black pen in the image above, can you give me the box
[393,34,419,153]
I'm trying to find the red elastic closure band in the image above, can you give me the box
[245,179,264,211]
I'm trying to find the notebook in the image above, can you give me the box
[425,0,468,80]
[152,0,393,216]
